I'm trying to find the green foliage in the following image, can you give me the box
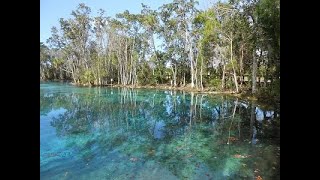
[80,70,95,85]
[137,62,156,85]
[209,78,222,91]
[256,79,280,103]
[41,0,279,96]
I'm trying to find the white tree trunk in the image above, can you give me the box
[230,38,239,93]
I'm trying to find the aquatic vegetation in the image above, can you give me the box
[40,83,280,179]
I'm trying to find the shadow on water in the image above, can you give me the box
[40,82,280,180]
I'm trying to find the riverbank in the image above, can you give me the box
[69,82,262,101]
[72,82,237,94]
[42,80,278,110]
[111,84,279,105]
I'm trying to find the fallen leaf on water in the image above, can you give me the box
[256,175,263,180]
[147,149,155,155]
[234,154,242,158]
[228,137,238,141]
[233,154,251,158]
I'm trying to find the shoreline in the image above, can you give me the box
[41,80,279,105]
[71,82,237,94]
[41,80,254,98]
[41,80,256,99]
[68,82,259,101]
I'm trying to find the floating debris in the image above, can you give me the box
[147,149,156,156]
[130,157,138,162]
[233,154,251,158]
[228,137,238,141]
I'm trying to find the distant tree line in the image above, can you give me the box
[40,0,279,98]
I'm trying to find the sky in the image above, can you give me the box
[40,0,214,43]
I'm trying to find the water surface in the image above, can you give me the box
[40,82,280,179]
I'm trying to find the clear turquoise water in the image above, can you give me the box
[40,82,280,180]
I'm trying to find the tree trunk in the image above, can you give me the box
[124,38,128,85]
[195,50,198,90]
[230,38,239,93]
[187,29,195,89]
[190,50,194,88]
[131,38,135,86]
[239,44,244,87]
[59,67,63,80]
[98,57,101,85]
[151,33,159,63]
[200,51,204,91]
[171,63,177,87]
[252,50,257,94]
[222,63,226,90]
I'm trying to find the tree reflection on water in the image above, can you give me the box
[40,84,280,179]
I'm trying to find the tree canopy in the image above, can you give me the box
[41,0,279,100]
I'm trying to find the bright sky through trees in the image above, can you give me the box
[40,0,211,43]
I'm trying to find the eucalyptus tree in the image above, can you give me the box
[114,10,142,86]
[139,4,160,63]
[214,2,241,93]
[184,0,199,88]
[194,8,220,90]
[92,9,109,85]
[45,26,69,81]
[41,1,279,98]
[50,3,92,84]
[158,0,198,87]
[40,42,51,80]
[229,0,280,94]
[158,2,180,87]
